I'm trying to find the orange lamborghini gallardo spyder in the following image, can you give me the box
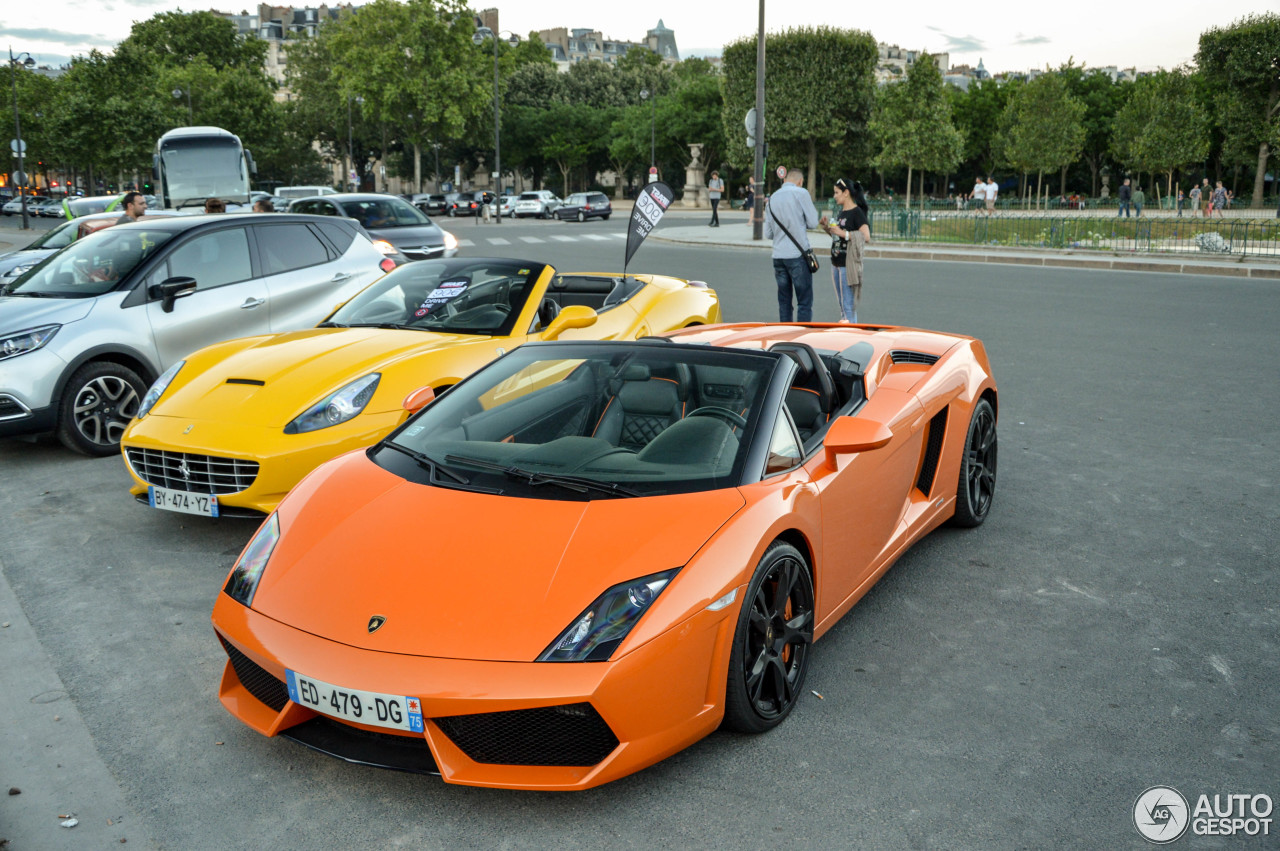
[212,322,998,790]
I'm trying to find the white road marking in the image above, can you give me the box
[583,234,610,241]
[487,237,511,245]
[551,235,577,242]
[456,239,475,247]
[518,236,545,244]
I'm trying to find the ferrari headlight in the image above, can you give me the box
[0,325,59,362]
[224,513,280,607]
[136,360,184,419]
[538,569,679,662]
[284,373,380,434]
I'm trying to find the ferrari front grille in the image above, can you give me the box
[890,350,940,365]
[220,635,289,712]
[434,702,619,767]
[126,447,259,495]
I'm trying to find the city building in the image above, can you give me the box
[876,42,949,84]
[537,19,679,71]
[218,3,354,88]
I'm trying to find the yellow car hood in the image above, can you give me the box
[157,328,492,428]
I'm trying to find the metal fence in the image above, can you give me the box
[853,212,1280,259]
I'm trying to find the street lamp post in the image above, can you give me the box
[8,47,37,231]
[346,94,363,192]
[639,88,656,180]
[473,26,520,226]
[171,85,192,125]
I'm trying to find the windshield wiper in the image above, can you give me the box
[382,442,474,487]
[316,321,348,328]
[444,454,640,498]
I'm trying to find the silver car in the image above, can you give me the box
[0,213,392,455]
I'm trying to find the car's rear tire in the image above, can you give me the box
[951,397,997,527]
[577,210,585,222]
[602,214,611,220]
[56,361,147,457]
[722,540,814,733]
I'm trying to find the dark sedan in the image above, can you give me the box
[289,193,459,262]
[412,193,449,216]
[446,190,494,217]
[555,192,613,222]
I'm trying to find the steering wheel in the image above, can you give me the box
[686,406,747,428]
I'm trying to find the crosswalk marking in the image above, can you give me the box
[518,236,545,244]
[609,232,627,239]
[487,237,510,245]
[583,234,610,241]
[551,235,577,242]
[456,239,475,247]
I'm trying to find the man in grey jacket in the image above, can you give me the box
[763,168,820,322]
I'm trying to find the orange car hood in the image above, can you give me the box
[158,328,485,427]
[252,455,745,662]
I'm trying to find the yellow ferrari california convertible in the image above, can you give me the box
[121,257,721,517]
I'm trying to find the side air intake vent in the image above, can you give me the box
[915,407,948,495]
[891,350,939,366]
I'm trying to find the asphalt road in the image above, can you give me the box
[2,212,1277,849]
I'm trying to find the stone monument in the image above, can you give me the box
[680,143,707,208]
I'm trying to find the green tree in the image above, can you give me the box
[114,10,267,71]
[950,77,1014,178]
[1197,13,1280,207]
[1059,65,1131,196]
[1111,69,1209,203]
[722,27,878,196]
[869,54,963,208]
[997,72,1086,208]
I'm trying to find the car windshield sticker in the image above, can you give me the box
[414,278,469,316]
[518,268,530,275]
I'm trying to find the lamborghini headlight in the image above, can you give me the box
[538,569,679,662]
[284,373,380,434]
[0,324,59,362]
[223,513,279,608]
[136,360,184,419]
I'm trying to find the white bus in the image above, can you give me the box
[152,126,257,211]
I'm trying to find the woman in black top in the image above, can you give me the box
[823,178,871,322]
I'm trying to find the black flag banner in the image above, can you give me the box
[624,181,674,270]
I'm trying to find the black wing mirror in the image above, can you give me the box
[148,276,198,313]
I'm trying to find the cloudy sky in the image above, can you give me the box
[3,0,1273,71]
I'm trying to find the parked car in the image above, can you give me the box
[556,192,612,222]
[3,195,48,216]
[37,198,68,218]
[288,193,459,262]
[411,194,449,216]
[206,324,997,788]
[513,190,562,219]
[446,190,494,217]
[488,194,517,218]
[0,210,185,286]
[0,213,393,456]
[276,186,338,200]
[120,257,722,517]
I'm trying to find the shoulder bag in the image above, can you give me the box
[769,205,820,274]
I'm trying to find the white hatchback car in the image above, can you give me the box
[0,213,392,455]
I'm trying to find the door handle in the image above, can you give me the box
[240,297,266,309]
[331,272,352,282]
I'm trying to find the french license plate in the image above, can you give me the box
[286,669,424,733]
[148,486,219,517]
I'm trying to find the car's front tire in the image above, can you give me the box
[56,361,147,456]
[722,540,814,733]
[951,397,997,527]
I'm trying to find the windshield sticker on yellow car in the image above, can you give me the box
[414,279,469,317]
[518,268,530,276]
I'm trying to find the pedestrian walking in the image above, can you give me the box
[1132,185,1145,217]
[969,177,986,214]
[823,178,871,323]
[1117,179,1132,217]
[1200,178,1211,216]
[1176,188,1185,217]
[763,167,820,322]
[707,170,724,227]
[742,179,755,212]
[1188,183,1200,217]
[1211,181,1227,219]
[984,175,998,215]
[115,191,146,224]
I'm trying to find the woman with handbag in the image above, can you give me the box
[823,178,871,323]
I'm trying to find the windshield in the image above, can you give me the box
[160,137,249,207]
[328,257,547,336]
[25,218,80,250]
[382,343,774,498]
[338,197,431,228]
[8,228,174,297]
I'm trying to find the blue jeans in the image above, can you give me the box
[832,265,855,322]
[773,256,813,322]
[1118,201,1130,217]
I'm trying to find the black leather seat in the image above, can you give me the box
[594,363,686,451]
[536,297,561,331]
[771,342,836,443]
